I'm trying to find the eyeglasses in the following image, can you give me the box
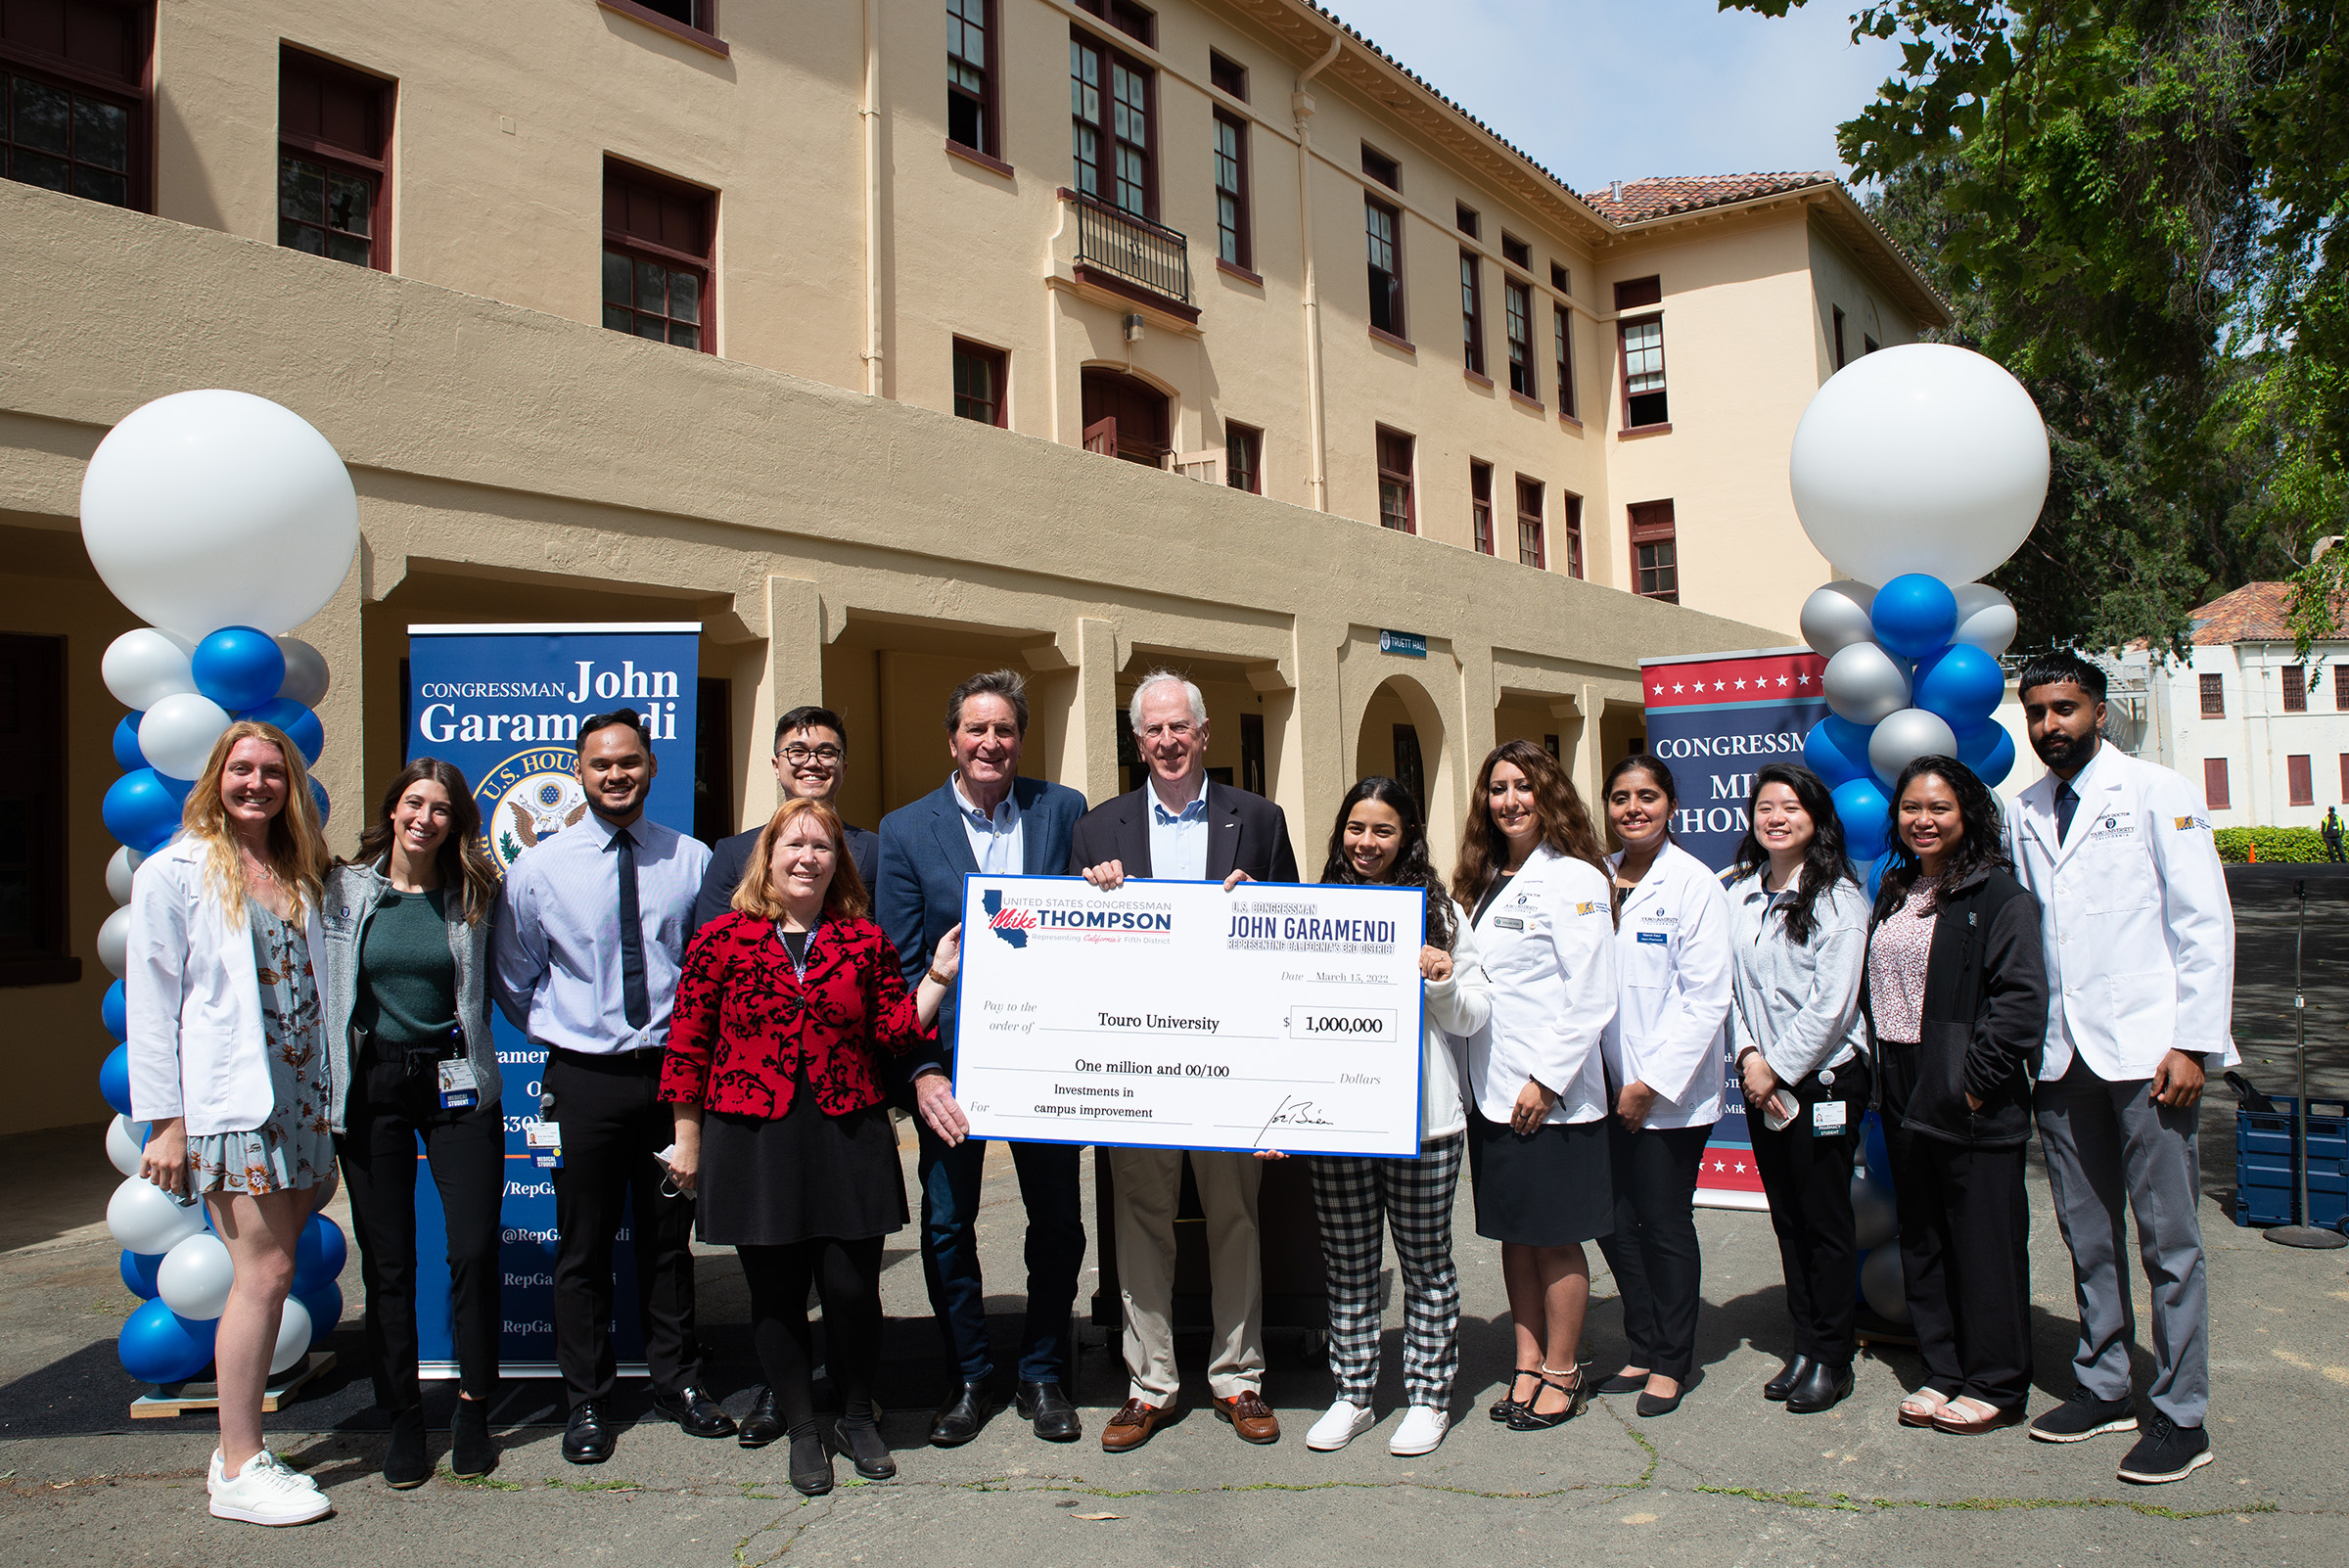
[779,744,845,766]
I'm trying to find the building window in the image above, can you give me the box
[1376,427,1414,533]
[1505,279,1535,399]
[1863,334,1880,354]
[947,0,997,158]
[2340,754,2348,804]
[1616,276,1667,427]
[1077,0,1154,47]
[1365,197,1405,338]
[1630,499,1678,602]
[1832,305,1847,370]
[1560,490,1584,578]
[1455,202,1478,238]
[2283,664,2308,712]
[1470,461,1494,555]
[2203,758,2231,810]
[1071,29,1152,218]
[1,0,150,211]
[1554,304,1576,419]
[1550,261,1571,294]
[2289,754,2315,807]
[603,160,714,352]
[1225,421,1261,494]
[1209,49,1246,99]
[1240,711,1266,794]
[1393,724,1426,815]
[1515,476,1544,569]
[1500,232,1530,269]
[279,48,392,271]
[1213,109,1249,268]
[628,0,715,30]
[951,338,1006,426]
[1360,143,1399,191]
[1458,250,1484,376]
[2199,672,2225,716]
[0,634,73,987]
[2337,666,2349,710]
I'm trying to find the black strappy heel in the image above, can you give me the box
[1490,1367,1543,1422]
[1506,1365,1588,1430]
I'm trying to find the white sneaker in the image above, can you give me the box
[208,1449,332,1526]
[1306,1399,1378,1452]
[1389,1405,1450,1455]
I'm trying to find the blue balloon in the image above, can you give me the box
[117,1298,218,1386]
[1802,714,1875,788]
[1957,719,2017,788]
[102,768,182,853]
[294,1213,347,1292]
[1832,776,1892,863]
[1915,643,2004,726]
[119,1249,166,1300]
[100,1041,134,1115]
[113,713,148,772]
[238,698,325,766]
[1870,574,1960,659]
[310,777,331,825]
[190,626,286,715]
[298,1282,345,1346]
[102,980,127,1042]
[156,769,194,802]
[1865,851,1893,902]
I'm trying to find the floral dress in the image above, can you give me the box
[189,899,335,1194]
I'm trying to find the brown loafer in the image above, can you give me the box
[1213,1390,1280,1445]
[1099,1398,1174,1453]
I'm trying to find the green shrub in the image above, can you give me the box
[2214,826,2329,863]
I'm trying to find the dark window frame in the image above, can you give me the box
[1863,334,1880,354]
[1070,25,1156,221]
[2340,753,2349,804]
[947,0,1000,160]
[1504,277,1536,400]
[1455,202,1478,238]
[2203,758,2231,809]
[1619,311,1668,430]
[951,337,1008,427]
[602,158,717,354]
[1077,0,1155,47]
[1224,420,1262,494]
[1458,247,1484,377]
[0,0,153,214]
[1553,303,1576,419]
[1470,460,1494,556]
[2284,664,2308,712]
[0,633,77,987]
[1376,426,1415,534]
[1560,489,1584,578]
[1549,260,1570,294]
[2199,672,2225,717]
[1831,304,1847,370]
[1365,194,1405,339]
[600,0,727,54]
[1359,142,1400,191]
[1209,49,1246,100]
[1514,475,1544,569]
[1499,231,1530,269]
[1630,498,1678,602]
[1212,106,1249,270]
[2289,753,2315,807]
[278,46,393,272]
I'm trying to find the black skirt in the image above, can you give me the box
[1465,1110,1614,1247]
[696,1093,908,1248]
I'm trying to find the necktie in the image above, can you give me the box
[2054,781,2079,845]
[615,827,651,1030]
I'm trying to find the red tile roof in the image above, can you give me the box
[1581,172,1838,223]
[2189,581,2345,643]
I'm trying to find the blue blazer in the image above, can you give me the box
[876,774,1088,1082]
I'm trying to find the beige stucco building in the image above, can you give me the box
[0,0,1942,1133]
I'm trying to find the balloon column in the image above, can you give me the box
[84,391,361,1390]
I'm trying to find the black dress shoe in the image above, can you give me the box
[830,1414,897,1480]
[1785,1360,1855,1414]
[655,1384,737,1439]
[1764,1355,1815,1403]
[1016,1380,1082,1443]
[451,1398,497,1479]
[384,1406,430,1489]
[930,1381,992,1448]
[787,1433,834,1497]
[563,1402,615,1465]
[738,1386,783,1450]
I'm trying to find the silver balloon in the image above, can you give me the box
[158,1231,236,1321]
[274,636,331,709]
[137,692,233,782]
[271,1297,314,1374]
[1869,708,1959,786]
[107,845,147,905]
[1861,1245,1911,1323]
[1823,642,1911,725]
[1799,580,1879,658]
[106,1113,148,1177]
[106,1175,207,1256]
[97,905,131,978]
[1851,1176,1898,1251]
[1951,582,2018,657]
[101,627,196,713]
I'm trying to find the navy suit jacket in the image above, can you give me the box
[876,774,1088,1081]
[1065,780,1300,885]
[692,821,879,934]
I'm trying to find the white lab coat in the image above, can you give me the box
[1601,841,1732,1129]
[1418,898,1493,1141]
[2011,743,2238,1082]
[1458,844,1617,1126]
[124,837,328,1136]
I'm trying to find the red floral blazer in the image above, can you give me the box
[661,912,934,1119]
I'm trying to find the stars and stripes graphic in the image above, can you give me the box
[1640,649,1825,709]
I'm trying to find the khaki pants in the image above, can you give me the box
[1108,1146,1265,1404]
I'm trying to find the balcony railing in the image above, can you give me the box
[1066,189,1193,309]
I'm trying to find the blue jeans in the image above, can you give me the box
[915,1123,1086,1386]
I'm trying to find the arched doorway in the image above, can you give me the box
[1081,368,1171,468]
[1352,673,1456,877]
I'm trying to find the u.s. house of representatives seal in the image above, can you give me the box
[477,746,588,871]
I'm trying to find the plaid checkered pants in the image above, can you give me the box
[1307,1132,1464,1407]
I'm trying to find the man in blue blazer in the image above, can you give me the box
[876,669,1089,1448]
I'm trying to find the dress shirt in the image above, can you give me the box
[490,808,712,1054]
[1144,773,1211,882]
[952,772,1025,874]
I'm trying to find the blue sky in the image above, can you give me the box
[1318,0,1904,192]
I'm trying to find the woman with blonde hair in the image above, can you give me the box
[125,721,338,1526]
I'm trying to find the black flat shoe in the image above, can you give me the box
[1016,1380,1082,1443]
[1490,1368,1542,1422]
[384,1407,430,1489]
[1506,1367,1588,1430]
[830,1414,897,1480]
[654,1384,737,1440]
[1596,1370,1650,1397]
[1636,1385,1685,1418]
[450,1398,497,1479]
[1764,1355,1814,1403]
[738,1387,783,1450]
[930,1381,992,1448]
[787,1433,834,1497]
[1785,1361,1854,1414]
[563,1402,615,1465]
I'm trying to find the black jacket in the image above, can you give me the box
[1066,780,1300,884]
[1865,865,2048,1148]
[692,821,879,933]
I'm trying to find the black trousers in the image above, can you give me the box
[1748,1056,1872,1366]
[1595,1121,1712,1381]
[1885,1115,2032,1411]
[544,1049,704,1408]
[335,1051,507,1409]
[738,1237,885,1439]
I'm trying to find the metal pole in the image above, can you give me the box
[2266,874,2344,1247]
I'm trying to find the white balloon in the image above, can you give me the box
[106,1175,207,1255]
[78,391,360,640]
[1789,344,2050,587]
[1851,1176,1898,1251]
[106,1113,149,1177]
[1869,708,1960,787]
[135,692,233,782]
[1861,1245,1911,1323]
[1822,642,1911,725]
[158,1231,236,1321]
[1951,582,2019,657]
[98,905,132,978]
[102,628,197,712]
[1799,580,1879,658]
[270,1297,314,1375]
[274,637,331,709]
[107,846,149,905]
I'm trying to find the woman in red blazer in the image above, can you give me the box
[664,798,962,1497]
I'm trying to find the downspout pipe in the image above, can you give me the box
[861,0,884,396]
[1295,30,1341,511]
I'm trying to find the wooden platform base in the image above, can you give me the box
[129,1351,337,1419]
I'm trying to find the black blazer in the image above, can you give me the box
[692,821,880,933]
[1066,779,1300,884]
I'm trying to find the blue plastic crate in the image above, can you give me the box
[2234,1095,2349,1230]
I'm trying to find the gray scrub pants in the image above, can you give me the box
[2035,1055,2211,1426]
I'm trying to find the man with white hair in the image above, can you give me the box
[1070,670,1300,1451]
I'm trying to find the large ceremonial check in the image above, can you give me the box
[953,875,1427,1157]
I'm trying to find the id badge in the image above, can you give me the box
[1811,1098,1848,1137]
[526,1119,563,1168]
[438,1057,479,1110]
